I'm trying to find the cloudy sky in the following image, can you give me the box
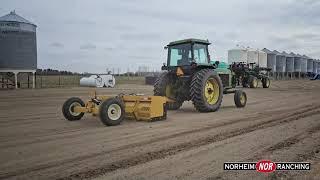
[1,0,320,73]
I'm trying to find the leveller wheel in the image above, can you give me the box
[234,90,247,108]
[62,97,85,121]
[99,97,125,126]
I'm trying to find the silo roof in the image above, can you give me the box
[261,48,275,54]
[290,52,297,57]
[282,51,293,57]
[0,11,35,25]
[302,55,313,59]
[273,50,284,56]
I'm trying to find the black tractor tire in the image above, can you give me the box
[99,97,125,126]
[249,76,258,88]
[190,69,223,112]
[262,77,271,88]
[154,72,183,110]
[234,90,247,108]
[62,97,85,121]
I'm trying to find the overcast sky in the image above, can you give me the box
[1,0,320,73]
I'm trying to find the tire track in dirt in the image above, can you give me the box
[208,124,320,180]
[0,104,313,150]
[1,105,319,179]
[53,105,320,180]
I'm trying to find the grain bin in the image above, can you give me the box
[228,47,248,64]
[247,49,259,64]
[313,60,318,74]
[282,51,294,72]
[304,55,314,73]
[0,11,37,88]
[273,50,286,73]
[258,50,267,68]
[290,52,301,72]
[299,54,307,73]
[262,48,276,72]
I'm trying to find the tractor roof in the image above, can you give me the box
[168,38,211,46]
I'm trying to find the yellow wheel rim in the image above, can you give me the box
[204,78,220,105]
[253,78,258,88]
[240,94,246,104]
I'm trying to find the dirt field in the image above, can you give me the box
[0,80,319,180]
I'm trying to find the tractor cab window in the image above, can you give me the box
[193,44,209,64]
[168,44,192,66]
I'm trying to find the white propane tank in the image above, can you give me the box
[80,75,116,88]
[100,75,116,88]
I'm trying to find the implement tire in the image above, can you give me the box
[62,97,85,121]
[154,72,183,110]
[249,76,258,88]
[262,77,271,88]
[190,69,223,112]
[99,97,125,126]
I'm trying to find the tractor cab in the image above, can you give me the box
[162,39,217,73]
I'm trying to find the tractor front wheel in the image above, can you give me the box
[190,69,223,112]
[234,90,247,108]
[154,72,183,110]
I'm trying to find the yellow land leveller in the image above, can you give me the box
[62,92,168,126]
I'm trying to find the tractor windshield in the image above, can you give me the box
[193,44,209,64]
[168,44,192,66]
[167,43,209,66]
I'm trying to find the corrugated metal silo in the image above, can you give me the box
[0,11,37,88]
[291,52,301,72]
[228,47,248,64]
[262,48,276,72]
[282,51,294,72]
[313,60,318,74]
[247,49,259,64]
[258,50,267,68]
[273,50,286,72]
[299,54,307,73]
[303,55,314,73]
[0,11,37,70]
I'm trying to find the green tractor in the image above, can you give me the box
[154,39,246,112]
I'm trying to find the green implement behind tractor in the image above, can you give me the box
[154,39,246,112]
[230,62,271,88]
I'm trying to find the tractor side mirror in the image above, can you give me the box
[164,46,168,50]
[215,61,220,66]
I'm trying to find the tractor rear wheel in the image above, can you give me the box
[190,69,223,112]
[249,76,258,88]
[154,72,183,110]
[262,77,270,88]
